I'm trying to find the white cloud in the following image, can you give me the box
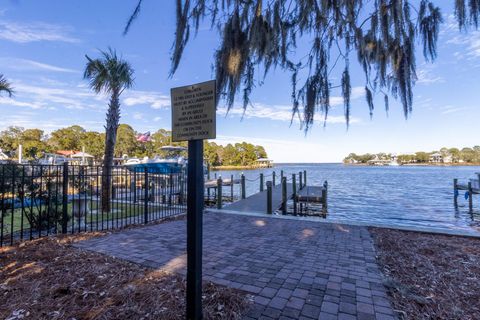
[416,64,444,85]
[0,58,77,73]
[216,86,364,125]
[442,14,480,60]
[123,91,170,109]
[0,20,80,43]
[133,112,144,120]
[0,97,44,109]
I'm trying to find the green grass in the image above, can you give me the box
[1,199,185,236]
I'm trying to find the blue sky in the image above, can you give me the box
[0,1,479,162]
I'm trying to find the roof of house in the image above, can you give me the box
[71,152,94,158]
[56,150,78,156]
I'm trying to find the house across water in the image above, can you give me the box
[254,158,273,168]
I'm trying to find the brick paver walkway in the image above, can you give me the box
[75,212,396,319]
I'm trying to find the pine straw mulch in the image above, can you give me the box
[370,228,480,320]
[0,233,251,320]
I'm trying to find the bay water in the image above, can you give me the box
[213,164,480,235]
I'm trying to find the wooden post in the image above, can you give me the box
[281,170,284,180]
[217,177,223,209]
[267,181,272,214]
[281,177,287,215]
[304,170,307,186]
[241,173,246,199]
[260,173,264,192]
[299,171,303,190]
[468,181,473,213]
[230,174,234,201]
[453,178,458,207]
[322,180,328,213]
[292,173,297,216]
[272,171,276,186]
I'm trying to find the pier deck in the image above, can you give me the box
[296,185,327,202]
[204,178,240,188]
[224,183,293,214]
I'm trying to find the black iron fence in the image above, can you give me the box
[0,163,187,246]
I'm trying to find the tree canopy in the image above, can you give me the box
[125,0,480,129]
[0,125,268,165]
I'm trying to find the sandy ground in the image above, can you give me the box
[0,233,250,320]
[370,228,480,320]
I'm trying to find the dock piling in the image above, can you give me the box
[299,171,303,190]
[281,177,287,214]
[241,173,246,199]
[322,180,328,213]
[304,170,307,186]
[260,173,264,192]
[292,173,297,216]
[468,181,473,213]
[266,181,273,214]
[217,177,223,209]
[281,170,284,180]
[454,178,458,207]
[272,171,276,186]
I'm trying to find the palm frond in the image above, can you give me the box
[83,48,134,94]
[0,74,14,97]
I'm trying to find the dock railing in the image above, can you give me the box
[208,169,328,216]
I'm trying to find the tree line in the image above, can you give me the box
[0,125,268,166]
[344,147,480,164]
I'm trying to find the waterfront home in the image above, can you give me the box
[0,149,9,161]
[255,158,273,168]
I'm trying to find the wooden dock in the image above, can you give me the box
[204,178,240,188]
[224,184,293,214]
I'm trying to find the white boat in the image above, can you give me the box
[38,153,70,165]
[124,146,187,174]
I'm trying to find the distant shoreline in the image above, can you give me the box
[211,165,272,171]
[343,162,480,167]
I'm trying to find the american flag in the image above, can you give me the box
[136,131,152,142]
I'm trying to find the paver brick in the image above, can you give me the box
[74,211,395,320]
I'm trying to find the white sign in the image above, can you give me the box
[171,80,216,142]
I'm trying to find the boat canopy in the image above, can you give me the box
[160,146,187,152]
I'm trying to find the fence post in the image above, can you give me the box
[267,181,272,214]
[230,174,234,201]
[292,173,297,215]
[281,177,287,214]
[144,168,149,224]
[468,181,473,213]
[179,174,185,204]
[272,171,276,186]
[217,177,223,209]
[241,173,246,199]
[260,173,264,192]
[62,162,69,234]
[453,178,458,207]
[322,180,328,213]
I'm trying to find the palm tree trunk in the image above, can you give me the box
[101,89,121,212]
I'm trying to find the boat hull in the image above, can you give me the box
[124,162,184,174]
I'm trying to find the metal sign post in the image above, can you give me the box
[171,80,216,320]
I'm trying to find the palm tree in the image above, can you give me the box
[84,48,134,212]
[0,74,13,97]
